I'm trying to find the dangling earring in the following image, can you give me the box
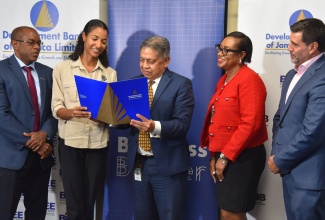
[239,59,242,64]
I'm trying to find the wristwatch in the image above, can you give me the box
[219,153,229,165]
[219,153,228,160]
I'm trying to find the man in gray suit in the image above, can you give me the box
[0,26,57,220]
[127,36,194,220]
[269,18,325,220]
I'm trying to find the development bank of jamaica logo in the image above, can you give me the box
[30,0,59,32]
[130,89,143,100]
[289,10,313,26]
[97,86,130,124]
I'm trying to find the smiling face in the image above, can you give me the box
[82,27,108,59]
[287,31,315,66]
[12,27,41,65]
[217,36,245,72]
[140,47,170,80]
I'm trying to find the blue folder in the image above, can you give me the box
[74,75,150,124]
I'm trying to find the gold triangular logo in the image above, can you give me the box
[35,1,54,28]
[297,10,306,22]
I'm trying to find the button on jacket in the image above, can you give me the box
[200,65,268,161]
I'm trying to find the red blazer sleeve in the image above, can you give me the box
[222,69,267,160]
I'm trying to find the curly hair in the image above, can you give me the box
[69,19,109,67]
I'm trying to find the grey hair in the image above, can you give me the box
[140,36,170,59]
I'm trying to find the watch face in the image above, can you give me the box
[220,153,227,159]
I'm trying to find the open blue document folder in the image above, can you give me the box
[74,75,150,124]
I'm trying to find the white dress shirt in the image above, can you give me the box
[285,53,323,103]
[138,74,163,156]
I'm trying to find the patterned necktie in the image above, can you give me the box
[138,80,155,152]
[22,66,40,131]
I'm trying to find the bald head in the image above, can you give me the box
[11,26,38,42]
[10,26,41,65]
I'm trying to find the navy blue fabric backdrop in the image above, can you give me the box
[103,1,226,219]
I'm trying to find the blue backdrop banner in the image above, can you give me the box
[103,1,226,219]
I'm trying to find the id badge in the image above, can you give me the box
[134,168,142,181]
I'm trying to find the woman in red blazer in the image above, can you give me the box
[200,32,268,220]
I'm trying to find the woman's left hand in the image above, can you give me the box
[209,158,217,183]
[215,158,228,182]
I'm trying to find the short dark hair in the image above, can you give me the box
[140,36,170,59]
[11,26,37,41]
[69,19,109,67]
[290,18,325,52]
[225,31,253,63]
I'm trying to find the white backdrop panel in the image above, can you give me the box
[0,1,100,219]
[238,1,325,220]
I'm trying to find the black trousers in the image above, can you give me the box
[58,138,107,220]
[0,151,51,220]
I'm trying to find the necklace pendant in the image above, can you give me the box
[224,77,228,85]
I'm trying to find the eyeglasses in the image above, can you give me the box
[14,39,44,47]
[215,44,242,56]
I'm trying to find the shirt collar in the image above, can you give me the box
[72,57,104,71]
[149,74,162,85]
[14,55,36,70]
[294,53,323,72]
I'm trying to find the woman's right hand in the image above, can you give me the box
[71,106,91,119]
[57,106,91,120]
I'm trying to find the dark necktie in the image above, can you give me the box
[138,80,155,152]
[22,66,40,131]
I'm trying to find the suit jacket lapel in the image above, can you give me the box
[279,70,295,119]
[8,56,34,109]
[151,69,172,111]
[284,69,313,106]
[280,54,325,123]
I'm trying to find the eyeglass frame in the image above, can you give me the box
[13,39,44,47]
[215,44,242,56]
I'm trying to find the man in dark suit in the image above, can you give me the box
[127,36,194,220]
[269,18,325,220]
[0,26,57,220]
